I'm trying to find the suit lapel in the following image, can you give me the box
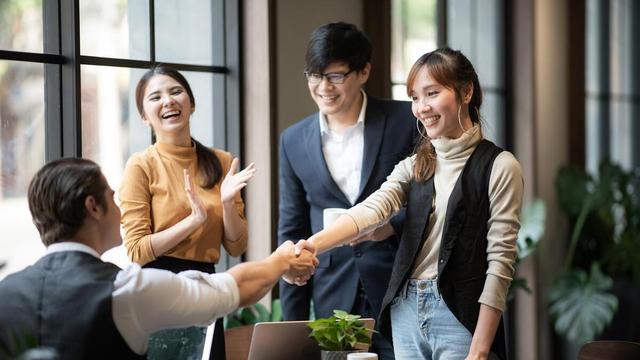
[357,99,385,199]
[304,114,351,204]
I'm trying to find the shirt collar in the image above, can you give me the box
[47,242,101,259]
[319,90,368,135]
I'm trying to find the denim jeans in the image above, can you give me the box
[390,279,472,360]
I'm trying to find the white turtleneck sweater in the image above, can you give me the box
[346,125,523,312]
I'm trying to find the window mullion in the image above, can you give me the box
[60,0,82,158]
[43,0,62,161]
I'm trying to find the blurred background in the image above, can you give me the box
[1,1,638,359]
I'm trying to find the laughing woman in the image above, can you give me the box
[119,65,255,359]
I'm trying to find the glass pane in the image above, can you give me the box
[392,84,409,101]
[155,0,218,66]
[609,100,633,169]
[480,92,505,148]
[391,0,438,99]
[81,65,149,268]
[183,71,215,146]
[80,0,150,60]
[0,61,46,279]
[0,0,43,52]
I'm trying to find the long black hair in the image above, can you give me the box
[135,65,222,188]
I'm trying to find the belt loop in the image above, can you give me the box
[401,280,409,300]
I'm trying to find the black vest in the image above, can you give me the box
[378,140,507,360]
[0,251,145,359]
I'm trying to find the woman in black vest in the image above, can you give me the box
[291,48,524,360]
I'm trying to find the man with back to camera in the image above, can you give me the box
[278,22,416,359]
[0,158,317,359]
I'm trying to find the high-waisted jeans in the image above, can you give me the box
[390,279,473,360]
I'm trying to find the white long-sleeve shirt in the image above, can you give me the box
[346,125,524,312]
[46,242,240,355]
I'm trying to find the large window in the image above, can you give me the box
[446,0,507,147]
[391,0,438,100]
[586,0,639,173]
[0,0,240,278]
[391,0,508,148]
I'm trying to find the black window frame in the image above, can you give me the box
[0,0,241,162]
[0,0,242,269]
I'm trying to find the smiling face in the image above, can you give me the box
[410,65,473,139]
[308,61,370,124]
[141,74,194,145]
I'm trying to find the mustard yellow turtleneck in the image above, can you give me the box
[119,142,248,265]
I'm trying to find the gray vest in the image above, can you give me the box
[379,140,507,360]
[0,251,145,359]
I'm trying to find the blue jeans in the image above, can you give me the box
[390,279,472,360]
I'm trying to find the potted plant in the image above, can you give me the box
[307,310,376,360]
[548,160,640,346]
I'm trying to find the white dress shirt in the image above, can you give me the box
[319,90,367,205]
[46,242,240,355]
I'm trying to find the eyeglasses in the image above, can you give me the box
[304,69,355,84]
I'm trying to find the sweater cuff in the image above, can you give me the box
[346,205,383,235]
[137,235,157,265]
[478,274,510,312]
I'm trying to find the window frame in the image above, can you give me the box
[0,0,241,161]
[0,0,242,269]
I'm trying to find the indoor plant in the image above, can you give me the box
[307,310,375,360]
[548,160,640,344]
[508,199,546,301]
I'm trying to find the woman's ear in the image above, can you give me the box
[463,83,474,104]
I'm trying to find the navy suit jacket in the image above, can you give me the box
[278,96,416,320]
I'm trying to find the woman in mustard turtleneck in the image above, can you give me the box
[119,65,255,359]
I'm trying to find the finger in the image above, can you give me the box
[234,172,255,182]
[227,158,240,176]
[294,241,305,256]
[183,169,191,191]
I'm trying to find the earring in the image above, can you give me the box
[473,106,481,123]
[416,118,428,139]
[457,105,465,133]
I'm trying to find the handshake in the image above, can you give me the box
[275,239,318,286]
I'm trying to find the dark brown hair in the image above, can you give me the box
[28,158,107,246]
[406,48,483,181]
[305,22,371,73]
[135,65,222,188]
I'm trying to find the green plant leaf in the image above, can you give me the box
[556,165,592,218]
[271,299,283,322]
[253,303,270,322]
[548,263,618,343]
[517,199,546,259]
[307,311,372,351]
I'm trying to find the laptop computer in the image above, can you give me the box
[247,318,375,360]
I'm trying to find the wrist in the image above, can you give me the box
[268,251,290,274]
[187,213,204,229]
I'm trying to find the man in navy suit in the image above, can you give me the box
[278,22,415,359]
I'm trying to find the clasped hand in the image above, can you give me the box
[280,239,318,286]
